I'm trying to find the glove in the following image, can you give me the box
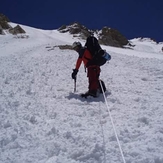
[71,69,78,79]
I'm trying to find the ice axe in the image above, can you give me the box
[74,78,76,92]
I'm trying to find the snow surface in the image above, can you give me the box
[0,23,163,163]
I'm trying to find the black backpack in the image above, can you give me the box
[85,36,111,66]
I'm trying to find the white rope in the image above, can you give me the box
[99,80,126,163]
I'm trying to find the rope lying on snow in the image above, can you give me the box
[99,80,126,163]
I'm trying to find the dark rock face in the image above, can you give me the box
[58,22,92,39]
[98,27,129,47]
[0,13,10,22]
[58,22,129,47]
[0,13,10,29]
[0,26,3,34]
[9,25,26,35]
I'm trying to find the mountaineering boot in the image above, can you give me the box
[81,90,100,98]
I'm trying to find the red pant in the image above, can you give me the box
[87,65,100,91]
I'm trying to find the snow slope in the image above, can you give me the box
[0,23,163,163]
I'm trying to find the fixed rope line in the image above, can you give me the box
[98,102,106,163]
[99,80,126,163]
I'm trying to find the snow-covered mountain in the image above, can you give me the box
[0,23,163,163]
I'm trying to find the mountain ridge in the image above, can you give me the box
[1,13,162,48]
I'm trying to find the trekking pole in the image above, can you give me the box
[74,78,76,92]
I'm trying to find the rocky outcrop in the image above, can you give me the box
[58,22,92,39]
[98,27,129,47]
[58,22,129,47]
[0,13,10,29]
[0,25,3,34]
[46,45,73,51]
[9,25,26,35]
